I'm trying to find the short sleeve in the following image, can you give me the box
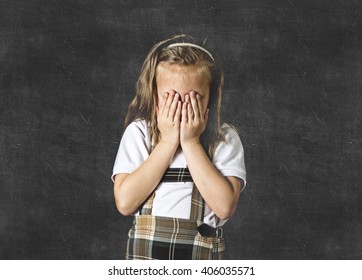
[111,120,151,182]
[212,124,247,187]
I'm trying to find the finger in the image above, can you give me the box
[184,94,193,121]
[196,93,204,121]
[187,102,193,123]
[163,91,175,117]
[189,91,199,120]
[169,93,180,118]
[185,94,190,104]
[204,108,209,124]
[181,100,188,124]
[174,100,182,123]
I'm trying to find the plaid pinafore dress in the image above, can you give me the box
[126,168,225,260]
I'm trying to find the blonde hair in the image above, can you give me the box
[124,34,225,158]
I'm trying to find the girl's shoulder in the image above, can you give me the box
[124,119,150,137]
[220,123,240,141]
[216,123,244,153]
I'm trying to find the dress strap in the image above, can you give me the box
[139,168,204,221]
[190,181,204,221]
[161,168,193,182]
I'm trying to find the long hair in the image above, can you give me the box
[124,34,225,158]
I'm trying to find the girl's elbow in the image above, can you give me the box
[216,203,237,220]
[116,206,132,216]
[114,192,137,216]
[115,198,136,216]
[216,209,233,221]
[114,178,136,216]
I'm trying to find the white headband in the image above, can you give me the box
[166,42,215,61]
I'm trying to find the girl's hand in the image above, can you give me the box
[157,90,182,146]
[180,91,209,147]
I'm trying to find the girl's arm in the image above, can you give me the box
[182,142,243,220]
[114,141,178,216]
[181,91,242,220]
[114,91,181,216]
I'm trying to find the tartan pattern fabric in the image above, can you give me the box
[126,167,225,260]
[190,180,204,222]
[126,215,224,260]
[139,192,154,216]
[161,168,193,183]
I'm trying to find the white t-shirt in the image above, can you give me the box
[112,119,246,227]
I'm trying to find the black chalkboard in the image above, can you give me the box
[1,0,361,259]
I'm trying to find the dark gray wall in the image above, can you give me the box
[1,0,361,259]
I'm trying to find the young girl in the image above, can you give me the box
[112,34,246,260]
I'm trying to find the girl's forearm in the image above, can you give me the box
[182,142,241,220]
[114,141,178,215]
